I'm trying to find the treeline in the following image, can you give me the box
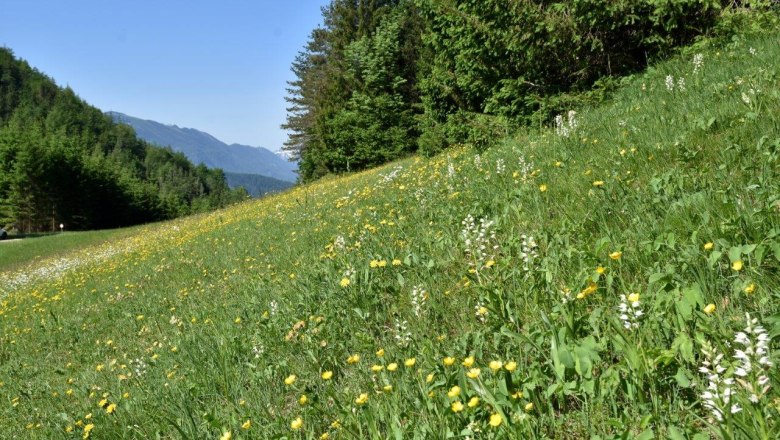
[0,48,246,232]
[284,0,776,181]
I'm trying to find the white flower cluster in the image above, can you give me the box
[519,234,538,272]
[733,313,772,403]
[474,301,488,324]
[700,342,739,421]
[132,358,149,378]
[461,215,499,273]
[474,154,483,169]
[516,155,533,183]
[617,293,643,330]
[698,314,773,422]
[693,53,704,74]
[410,285,427,318]
[380,165,404,184]
[269,300,279,316]
[555,110,578,137]
[334,235,346,251]
[394,318,412,347]
[665,75,686,92]
[495,158,505,175]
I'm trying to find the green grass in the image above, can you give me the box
[1,28,779,440]
[0,228,140,272]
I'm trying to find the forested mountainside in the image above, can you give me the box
[0,48,247,232]
[284,0,777,181]
[108,111,298,183]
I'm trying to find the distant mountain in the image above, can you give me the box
[224,172,293,197]
[108,112,298,182]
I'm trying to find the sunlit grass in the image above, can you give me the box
[0,29,779,439]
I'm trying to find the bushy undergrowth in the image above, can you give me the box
[1,29,780,439]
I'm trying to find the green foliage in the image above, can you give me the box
[0,48,243,232]
[2,27,780,438]
[286,0,777,181]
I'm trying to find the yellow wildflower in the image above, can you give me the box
[241,420,251,430]
[443,357,456,366]
[466,368,481,379]
[220,431,232,440]
[525,402,534,412]
[447,386,461,398]
[609,251,622,260]
[426,373,434,383]
[355,393,369,405]
[468,396,480,407]
[732,260,743,271]
[291,417,303,430]
[593,180,604,187]
[321,371,333,380]
[704,303,716,315]
[539,184,548,192]
[462,356,475,367]
[451,401,465,412]
[83,423,95,439]
[299,394,308,405]
[105,403,116,414]
[404,358,416,367]
[284,374,296,385]
[375,348,385,357]
[387,362,398,372]
[392,259,402,266]
[347,354,360,364]
[744,283,756,294]
[489,413,503,427]
[371,364,384,372]
[340,277,350,287]
[704,242,714,250]
[504,361,518,372]
[489,360,503,372]
[627,293,640,303]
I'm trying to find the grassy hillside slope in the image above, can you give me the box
[1,30,779,439]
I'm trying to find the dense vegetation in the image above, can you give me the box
[224,172,294,197]
[284,0,777,181]
[2,25,779,439]
[0,48,246,232]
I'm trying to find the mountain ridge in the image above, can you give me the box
[108,111,298,182]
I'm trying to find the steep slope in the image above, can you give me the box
[1,30,779,439]
[108,111,298,182]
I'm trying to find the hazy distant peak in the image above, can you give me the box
[108,111,298,182]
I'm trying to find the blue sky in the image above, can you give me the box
[0,0,330,151]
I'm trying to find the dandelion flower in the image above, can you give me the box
[539,184,548,192]
[596,266,606,274]
[340,277,351,288]
[284,374,297,385]
[504,361,517,372]
[383,384,393,392]
[592,180,604,187]
[609,251,622,260]
[371,364,384,372]
[220,431,232,440]
[447,386,461,398]
[347,354,360,364]
[392,259,402,266]
[426,373,434,383]
[468,396,480,407]
[466,368,481,379]
[291,417,303,430]
[489,413,503,427]
[451,401,465,412]
[732,260,743,271]
[744,283,756,294]
[241,420,251,430]
[462,356,475,367]
[704,242,714,250]
[387,362,398,372]
[375,348,385,357]
[298,394,308,405]
[489,360,503,372]
[105,403,116,414]
[443,356,455,366]
[704,303,716,315]
[355,393,369,405]
[404,358,416,367]
[321,371,333,380]
[525,402,534,412]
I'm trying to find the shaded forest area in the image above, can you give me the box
[0,48,247,232]
[284,0,776,181]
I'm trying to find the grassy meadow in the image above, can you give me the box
[2,29,780,439]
